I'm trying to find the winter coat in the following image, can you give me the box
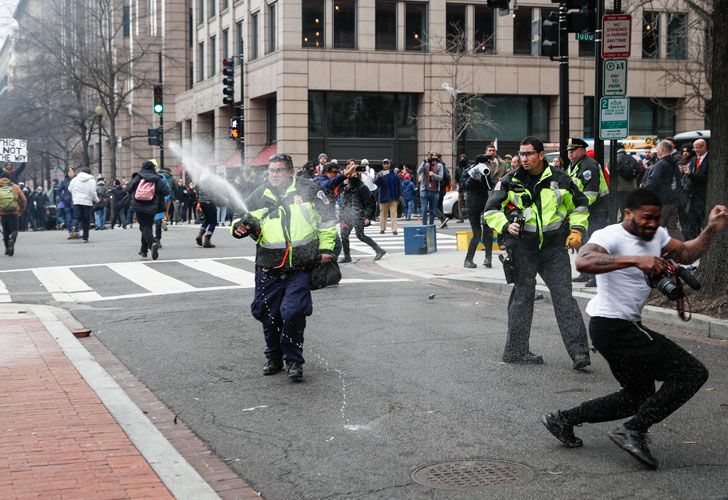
[126,168,171,215]
[109,185,129,209]
[0,177,27,215]
[68,172,100,207]
[374,169,401,203]
[401,179,415,201]
[461,162,494,209]
[31,191,49,212]
[340,177,373,224]
[59,177,73,205]
[94,181,108,210]
[643,155,681,205]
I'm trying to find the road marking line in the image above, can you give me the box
[0,278,10,302]
[178,259,255,286]
[32,267,102,302]
[106,262,196,294]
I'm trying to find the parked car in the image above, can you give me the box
[442,189,463,220]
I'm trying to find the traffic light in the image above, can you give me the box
[153,85,163,114]
[222,58,235,106]
[541,13,559,58]
[229,116,242,140]
[487,0,509,8]
[147,127,162,146]
[566,0,596,33]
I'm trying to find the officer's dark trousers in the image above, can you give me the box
[136,212,155,252]
[251,268,312,364]
[562,317,708,432]
[341,222,381,256]
[505,245,589,361]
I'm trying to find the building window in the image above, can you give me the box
[267,3,277,54]
[123,5,130,37]
[197,0,204,25]
[334,0,356,49]
[446,4,466,52]
[188,61,194,89]
[513,7,532,55]
[188,8,194,47]
[473,5,495,53]
[642,11,660,59]
[630,98,676,136]
[236,21,244,61]
[221,0,229,10]
[222,28,229,60]
[250,12,259,59]
[302,0,324,48]
[209,0,215,18]
[405,3,427,51]
[197,42,205,81]
[584,96,594,138]
[667,12,687,59]
[466,95,549,141]
[267,97,277,144]
[375,1,396,51]
[209,36,216,76]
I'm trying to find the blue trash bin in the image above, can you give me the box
[404,225,437,255]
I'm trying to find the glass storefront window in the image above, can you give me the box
[334,0,356,49]
[667,12,687,59]
[406,3,427,51]
[629,98,677,136]
[465,95,550,141]
[446,4,466,53]
[308,93,325,138]
[473,5,495,53]
[376,2,396,51]
[303,0,325,48]
[513,7,532,55]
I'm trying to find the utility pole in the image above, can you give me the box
[239,52,245,168]
[158,52,165,171]
[558,0,569,164]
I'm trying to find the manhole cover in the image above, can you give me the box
[411,460,534,490]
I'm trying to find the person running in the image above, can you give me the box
[126,160,170,260]
[339,163,386,263]
[195,183,218,248]
[0,171,27,256]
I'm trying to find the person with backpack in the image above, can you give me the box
[68,167,99,243]
[94,177,108,230]
[0,171,27,256]
[126,160,170,260]
[154,161,175,244]
[58,169,76,236]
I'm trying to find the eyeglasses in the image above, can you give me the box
[518,151,539,157]
[268,167,289,174]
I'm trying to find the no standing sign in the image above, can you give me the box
[602,14,632,59]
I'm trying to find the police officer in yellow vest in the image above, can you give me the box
[566,137,609,287]
[483,136,591,370]
[231,154,337,382]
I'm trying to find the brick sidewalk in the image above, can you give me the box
[0,313,173,499]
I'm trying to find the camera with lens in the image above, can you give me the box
[355,165,366,172]
[646,259,701,300]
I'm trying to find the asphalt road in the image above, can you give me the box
[4,224,728,499]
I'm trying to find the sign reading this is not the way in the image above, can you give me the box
[599,97,630,140]
[0,138,28,163]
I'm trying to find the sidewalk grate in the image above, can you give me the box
[411,459,534,490]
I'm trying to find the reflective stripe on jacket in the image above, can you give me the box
[567,155,608,205]
[483,163,589,248]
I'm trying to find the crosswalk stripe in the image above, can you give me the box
[178,259,255,287]
[0,278,10,303]
[32,267,102,302]
[106,262,197,294]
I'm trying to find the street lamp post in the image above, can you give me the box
[95,105,104,175]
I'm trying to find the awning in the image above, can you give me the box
[250,144,277,167]
[224,149,244,168]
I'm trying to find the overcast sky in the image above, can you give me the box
[0,0,19,45]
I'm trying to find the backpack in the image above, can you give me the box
[616,154,639,181]
[135,178,156,201]
[0,185,17,211]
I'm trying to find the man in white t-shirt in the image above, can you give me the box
[541,188,728,469]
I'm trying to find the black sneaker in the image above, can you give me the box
[542,411,583,448]
[374,249,387,261]
[287,361,303,382]
[584,278,596,288]
[463,259,477,269]
[138,250,148,258]
[151,241,160,260]
[572,274,589,282]
[262,359,283,375]
[608,424,658,469]
[503,352,544,365]
[339,256,352,263]
[573,354,591,371]
[483,258,492,268]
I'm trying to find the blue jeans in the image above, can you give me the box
[60,205,73,230]
[404,199,415,220]
[217,206,227,225]
[420,190,439,226]
[125,209,134,226]
[94,206,106,229]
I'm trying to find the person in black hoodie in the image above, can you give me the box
[643,140,683,239]
[109,179,129,229]
[126,160,170,260]
[461,154,495,268]
[339,164,386,263]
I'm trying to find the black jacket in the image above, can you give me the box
[339,177,372,224]
[126,168,170,215]
[461,163,494,208]
[644,155,681,205]
[109,185,129,209]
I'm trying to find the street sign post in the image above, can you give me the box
[602,14,631,59]
[599,97,630,140]
[603,59,628,96]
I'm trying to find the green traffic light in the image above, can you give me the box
[154,103,163,114]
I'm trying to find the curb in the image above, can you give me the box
[435,276,728,341]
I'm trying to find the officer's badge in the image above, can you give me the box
[294,194,304,204]
[582,170,593,181]
[550,181,559,191]
[316,191,329,204]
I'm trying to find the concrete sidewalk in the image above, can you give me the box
[373,240,728,341]
[0,304,258,500]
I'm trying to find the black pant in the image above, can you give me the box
[563,317,708,432]
[465,201,492,262]
[341,221,381,257]
[110,206,127,228]
[1,214,19,244]
[73,205,92,241]
[136,212,155,252]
